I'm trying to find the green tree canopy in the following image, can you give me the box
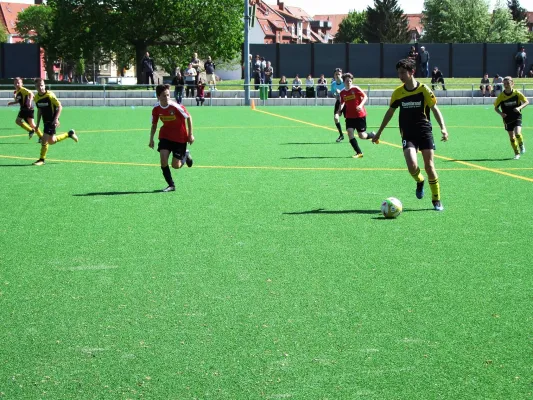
[16,5,59,80]
[51,0,244,83]
[489,0,529,42]
[362,0,410,43]
[507,0,527,22]
[0,24,7,43]
[334,11,366,43]
[422,0,528,43]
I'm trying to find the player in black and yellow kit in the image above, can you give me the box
[32,78,78,166]
[373,58,449,211]
[494,76,529,160]
[7,77,42,140]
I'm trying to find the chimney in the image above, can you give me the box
[278,0,284,11]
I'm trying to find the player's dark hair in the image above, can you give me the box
[156,84,170,97]
[396,58,416,72]
[14,77,22,82]
[342,72,353,81]
[34,78,44,84]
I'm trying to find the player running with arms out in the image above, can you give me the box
[331,68,346,142]
[337,72,376,158]
[7,77,42,140]
[494,76,529,160]
[32,78,78,166]
[372,58,448,212]
[149,84,194,192]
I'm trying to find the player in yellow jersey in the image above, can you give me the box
[373,58,448,211]
[7,77,42,140]
[32,78,78,166]
[494,76,529,160]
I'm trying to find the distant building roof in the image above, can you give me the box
[405,13,423,34]
[0,2,30,35]
[312,14,347,38]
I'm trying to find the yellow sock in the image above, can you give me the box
[410,167,424,182]
[56,133,68,142]
[20,121,33,133]
[429,178,440,201]
[516,133,524,146]
[511,138,519,154]
[40,143,49,160]
[36,128,43,138]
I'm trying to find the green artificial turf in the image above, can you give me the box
[1,104,532,399]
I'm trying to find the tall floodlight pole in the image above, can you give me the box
[244,0,250,106]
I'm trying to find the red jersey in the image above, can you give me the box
[339,86,367,119]
[151,101,190,143]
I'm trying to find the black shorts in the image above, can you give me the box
[345,117,366,133]
[158,138,187,159]
[43,122,56,136]
[17,108,34,121]
[402,133,436,151]
[504,119,522,131]
[333,100,346,117]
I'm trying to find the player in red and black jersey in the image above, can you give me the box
[373,59,448,211]
[7,77,42,140]
[494,76,529,159]
[337,73,376,158]
[149,84,194,192]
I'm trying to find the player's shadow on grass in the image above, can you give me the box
[446,157,511,162]
[0,164,32,167]
[284,208,430,216]
[0,142,31,145]
[282,156,350,160]
[74,190,162,196]
[284,208,378,215]
[280,142,337,145]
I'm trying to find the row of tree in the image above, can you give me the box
[15,0,244,83]
[334,0,530,44]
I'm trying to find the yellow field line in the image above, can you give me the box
[2,154,533,172]
[254,108,533,183]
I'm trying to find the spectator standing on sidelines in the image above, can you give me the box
[172,69,185,104]
[204,56,217,90]
[417,46,430,78]
[141,52,155,86]
[515,47,527,78]
[264,61,274,97]
[191,52,201,85]
[184,63,197,98]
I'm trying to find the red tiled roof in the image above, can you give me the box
[283,5,311,20]
[405,13,423,34]
[0,2,31,35]
[312,14,347,37]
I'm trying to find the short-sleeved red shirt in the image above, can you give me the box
[339,86,367,119]
[151,101,190,143]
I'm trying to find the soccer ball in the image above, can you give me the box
[381,197,403,219]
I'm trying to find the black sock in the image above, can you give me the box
[349,138,362,154]
[161,166,174,187]
[335,122,343,135]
